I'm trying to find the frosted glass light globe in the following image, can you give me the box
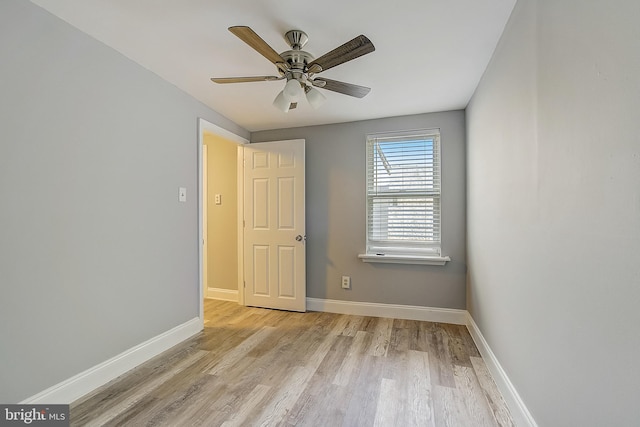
[283,79,302,100]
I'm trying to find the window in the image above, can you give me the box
[360,129,448,265]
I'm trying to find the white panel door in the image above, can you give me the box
[244,139,305,312]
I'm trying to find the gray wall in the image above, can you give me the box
[252,111,466,309]
[466,0,640,425]
[0,0,248,403]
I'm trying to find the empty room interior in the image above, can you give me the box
[1,1,639,426]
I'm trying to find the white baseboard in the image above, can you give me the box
[466,314,538,427]
[206,287,238,302]
[306,297,467,325]
[21,317,203,405]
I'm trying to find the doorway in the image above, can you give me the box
[198,120,307,321]
[198,118,248,322]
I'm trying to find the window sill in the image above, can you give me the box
[358,253,451,266]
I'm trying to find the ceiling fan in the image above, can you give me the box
[211,26,375,112]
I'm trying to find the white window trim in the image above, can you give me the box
[360,128,449,265]
[358,253,451,266]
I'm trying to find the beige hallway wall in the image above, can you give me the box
[203,132,238,291]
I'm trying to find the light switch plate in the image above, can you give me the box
[179,187,187,202]
[215,194,222,205]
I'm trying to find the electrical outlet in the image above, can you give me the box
[341,276,351,289]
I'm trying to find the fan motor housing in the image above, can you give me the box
[280,50,314,72]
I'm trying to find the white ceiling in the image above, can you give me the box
[30,0,516,132]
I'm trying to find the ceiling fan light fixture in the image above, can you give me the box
[213,26,375,113]
[273,91,291,112]
[305,86,326,109]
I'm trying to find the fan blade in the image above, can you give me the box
[211,76,283,84]
[307,35,375,73]
[313,78,371,98]
[229,26,285,65]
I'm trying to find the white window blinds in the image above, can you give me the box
[365,130,441,256]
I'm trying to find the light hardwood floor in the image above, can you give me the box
[70,300,514,426]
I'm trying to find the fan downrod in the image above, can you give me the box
[280,30,314,74]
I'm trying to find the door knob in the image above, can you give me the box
[295,235,305,242]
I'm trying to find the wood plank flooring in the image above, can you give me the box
[70,300,514,426]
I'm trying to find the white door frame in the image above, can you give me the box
[197,118,248,323]
[202,143,208,300]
